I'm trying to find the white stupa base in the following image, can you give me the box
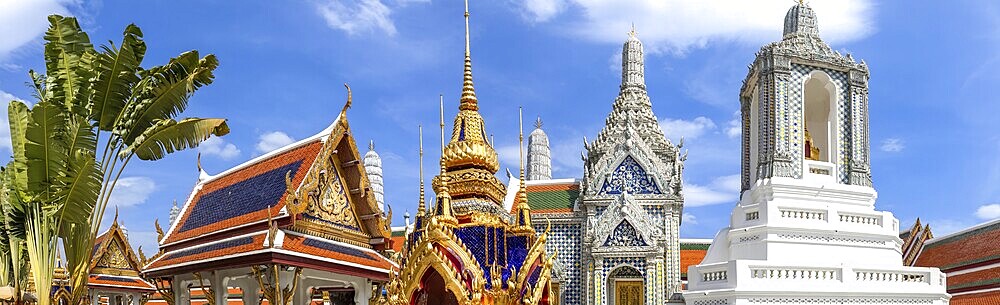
[683,174,950,305]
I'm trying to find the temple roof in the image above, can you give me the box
[160,137,324,246]
[145,229,395,279]
[151,105,394,278]
[914,219,1000,294]
[89,219,156,291]
[519,179,579,215]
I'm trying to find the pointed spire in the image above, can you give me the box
[169,200,180,225]
[417,125,426,217]
[435,158,457,226]
[460,0,478,111]
[515,107,532,229]
[621,25,646,91]
[439,95,446,152]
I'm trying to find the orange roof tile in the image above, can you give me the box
[916,221,1000,271]
[948,267,1000,292]
[680,249,707,277]
[951,290,1000,305]
[87,275,156,291]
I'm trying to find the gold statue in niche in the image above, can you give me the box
[804,126,821,161]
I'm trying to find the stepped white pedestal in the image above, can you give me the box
[683,174,950,305]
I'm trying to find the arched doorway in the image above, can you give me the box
[411,269,459,305]
[607,265,644,305]
[802,71,838,163]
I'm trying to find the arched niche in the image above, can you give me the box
[803,71,838,163]
[607,265,644,305]
[411,268,459,305]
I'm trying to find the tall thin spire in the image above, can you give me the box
[519,107,525,183]
[439,95,445,152]
[460,0,478,110]
[418,125,426,217]
[515,107,532,229]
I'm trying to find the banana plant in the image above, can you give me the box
[2,15,230,305]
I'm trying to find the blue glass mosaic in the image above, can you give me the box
[179,161,303,232]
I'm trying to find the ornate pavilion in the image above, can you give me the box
[51,215,157,305]
[141,90,397,305]
[372,1,556,304]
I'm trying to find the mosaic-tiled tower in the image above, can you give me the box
[683,3,950,304]
[578,28,685,305]
[527,117,552,181]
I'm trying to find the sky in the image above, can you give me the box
[0,0,998,253]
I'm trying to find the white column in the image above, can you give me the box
[292,282,311,305]
[352,280,372,305]
[174,280,191,305]
[90,292,99,305]
[238,279,260,305]
[210,273,229,305]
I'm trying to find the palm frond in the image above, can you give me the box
[120,118,229,161]
[92,24,145,131]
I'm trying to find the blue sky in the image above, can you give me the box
[0,0,998,253]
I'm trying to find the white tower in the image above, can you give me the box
[169,200,180,225]
[364,140,385,213]
[526,116,552,180]
[683,3,950,305]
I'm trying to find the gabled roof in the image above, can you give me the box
[150,107,394,277]
[160,137,324,246]
[916,219,1000,272]
[89,219,156,291]
[144,229,395,279]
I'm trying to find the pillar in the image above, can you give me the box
[90,292,99,305]
[353,280,372,305]
[210,273,229,304]
[292,283,311,305]
[174,279,191,305]
[236,279,260,305]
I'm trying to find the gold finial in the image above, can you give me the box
[418,125,426,216]
[798,0,805,5]
[369,140,374,151]
[341,83,352,115]
[534,116,543,129]
[628,22,637,37]
[460,0,478,110]
[515,107,532,229]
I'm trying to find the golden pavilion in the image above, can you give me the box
[372,1,556,304]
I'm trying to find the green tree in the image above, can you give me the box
[1,15,229,305]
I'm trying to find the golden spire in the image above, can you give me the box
[434,0,504,207]
[460,0,477,110]
[629,22,637,37]
[417,125,426,217]
[515,107,532,229]
[439,94,445,152]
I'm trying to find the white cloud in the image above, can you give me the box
[514,0,874,52]
[684,174,740,207]
[315,0,398,36]
[976,204,1000,220]
[682,212,698,225]
[880,138,905,152]
[0,0,71,60]
[257,131,296,153]
[518,0,568,23]
[108,177,156,208]
[198,136,240,160]
[725,118,741,139]
[660,116,716,143]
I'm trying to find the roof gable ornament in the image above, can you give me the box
[588,192,662,252]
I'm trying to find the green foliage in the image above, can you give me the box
[0,14,229,305]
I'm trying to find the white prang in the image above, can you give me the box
[683,3,950,305]
[364,140,385,213]
[526,117,552,181]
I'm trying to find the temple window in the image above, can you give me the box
[803,71,837,163]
